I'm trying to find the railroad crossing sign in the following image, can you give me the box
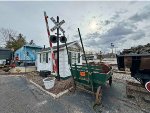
[50,17,65,33]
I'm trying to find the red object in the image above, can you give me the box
[10,63,16,68]
[53,59,57,72]
[88,62,111,73]
[15,56,19,61]
[44,12,57,73]
[80,72,86,76]
[102,63,111,73]
[145,81,150,92]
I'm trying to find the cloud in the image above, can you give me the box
[86,32,101,39]
[111,9,128,20]
[83,3,149,52]
[104,20,111,25]
[99,21,135,44]
[84,17,145,52]
[129,5,150,22]
[73,33,78,37]
[129,1,138,4]
[129,30,145,40]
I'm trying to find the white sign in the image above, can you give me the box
[50,17,65,33]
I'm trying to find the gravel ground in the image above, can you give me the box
[0,75,149,113]
[112,65,140,83]
[25,72,74,94]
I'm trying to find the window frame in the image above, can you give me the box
[78,52,80,63]
[42,53,46,63]
[39,54,41,63]
[46,52,48,63]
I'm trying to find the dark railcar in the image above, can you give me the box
[0,48,13,65]
[116,54,150,92]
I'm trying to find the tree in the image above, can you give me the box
[0,28,17,46]
[5,33,26,51]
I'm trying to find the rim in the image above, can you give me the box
[95,86,102,105]
[145,81,150,92]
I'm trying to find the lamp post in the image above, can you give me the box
[111,43,114,58]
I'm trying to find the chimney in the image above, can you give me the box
[44,45,45,49]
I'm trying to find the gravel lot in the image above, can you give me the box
[0,74,149,113]
[112,65,139,83]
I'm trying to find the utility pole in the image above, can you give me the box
[57,16,60,80]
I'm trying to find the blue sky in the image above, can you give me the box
[0,1,150,53]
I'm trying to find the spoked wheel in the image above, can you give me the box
[109,76,112,86]
[95,86,102,105]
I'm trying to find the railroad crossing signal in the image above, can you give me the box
[50,17,65,33]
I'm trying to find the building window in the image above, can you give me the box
[74,53,76,63]
[40,54,41,63]
[46,53,48,63]
[78,53,80,63]
[68,52,72,65]
[26,52,29,56]
[43,53,46,63]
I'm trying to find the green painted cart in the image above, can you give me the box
[71,63,113,104]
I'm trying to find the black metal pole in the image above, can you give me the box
[57,16,60,80]
[78,28,93,91]
[78,28,88,66]
[63,33,71,67]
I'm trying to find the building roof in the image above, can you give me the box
[0,48,11,51]
[24,43,42,48]
[38,41,81,53]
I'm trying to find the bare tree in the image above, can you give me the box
[0,28,17,46]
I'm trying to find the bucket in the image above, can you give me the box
[43,77,55,89]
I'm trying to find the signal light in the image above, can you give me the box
[50,35,57,43]
[60,36,67,43]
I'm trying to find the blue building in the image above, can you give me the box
[15,42,42,62]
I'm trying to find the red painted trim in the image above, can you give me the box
[44,12,57,72]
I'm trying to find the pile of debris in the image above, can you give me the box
[122,43,150,54]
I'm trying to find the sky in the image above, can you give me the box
[0,1,150,53]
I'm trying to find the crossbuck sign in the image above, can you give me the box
[50,17,65,33]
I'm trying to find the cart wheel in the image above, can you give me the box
[109,76,112,86]
[95,86,102,105]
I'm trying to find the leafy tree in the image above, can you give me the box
[5,33,26,51]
